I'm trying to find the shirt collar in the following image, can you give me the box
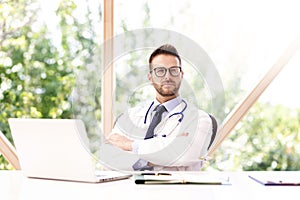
[154,96,182,113]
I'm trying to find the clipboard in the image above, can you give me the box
[134,172,231,185]
[248,174,300,186]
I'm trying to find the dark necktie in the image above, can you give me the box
[132,105,166,171]
[144,105,166,140]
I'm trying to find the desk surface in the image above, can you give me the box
[1,170,299,200]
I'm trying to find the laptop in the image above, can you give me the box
[8,118,132,183]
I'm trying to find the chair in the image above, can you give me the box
[207,114,218,150]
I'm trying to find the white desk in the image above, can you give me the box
[1,170,299,200]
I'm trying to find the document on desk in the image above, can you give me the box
[248,173,300,186]
[134,173,231,185]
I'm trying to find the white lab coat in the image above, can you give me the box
[99,100,212,171]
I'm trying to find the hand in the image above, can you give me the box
[106,133,133,151]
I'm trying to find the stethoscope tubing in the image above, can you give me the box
[143,100,187,124]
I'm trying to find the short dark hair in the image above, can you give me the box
[148,44,181,67]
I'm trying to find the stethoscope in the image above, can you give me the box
[143,99,188,124]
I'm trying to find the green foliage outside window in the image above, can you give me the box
[0,0,100,169]
[206,103,300,171]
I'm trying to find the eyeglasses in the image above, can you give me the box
[150,66,182,77]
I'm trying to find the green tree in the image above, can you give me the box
[207,102,300,171]
[0,0,101,169]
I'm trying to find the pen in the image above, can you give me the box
[266,181,300,186]
[141,172,172,176]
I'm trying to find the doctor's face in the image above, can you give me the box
[148,54,183,102]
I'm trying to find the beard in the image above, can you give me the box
[153,80,180,97]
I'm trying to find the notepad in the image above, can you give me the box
[134,173,231,185]
[248,173,300,186]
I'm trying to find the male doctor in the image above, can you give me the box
[107,44,213,171]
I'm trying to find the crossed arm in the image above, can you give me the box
[106,111,212,167]
[106,132,189,151]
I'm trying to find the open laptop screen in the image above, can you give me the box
[8,118,131,183]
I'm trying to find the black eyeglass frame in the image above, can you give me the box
[150,66,182,77]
